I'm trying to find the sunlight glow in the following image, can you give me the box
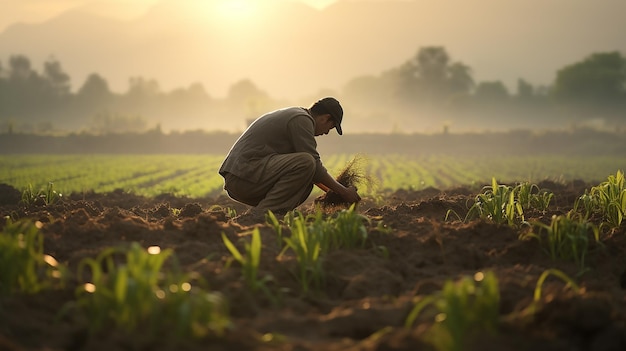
[217,0,256,20]
[84,283,96,293]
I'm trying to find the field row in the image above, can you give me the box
[1,154,625,198]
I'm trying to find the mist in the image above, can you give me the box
[0,0,625,134]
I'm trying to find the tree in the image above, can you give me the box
[396,46,474,105]
[43,57,71,97]
[475,81,509,102]
[78,73,112,100]
[8,55,33,80]
[553,51,626,105]
[226,79,272,119]
[127,77,161,99]
[516,79,534,100]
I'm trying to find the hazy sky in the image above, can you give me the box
[0,0,336,31]
[1,0,624,101]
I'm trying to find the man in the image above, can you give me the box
[219,97,361,224]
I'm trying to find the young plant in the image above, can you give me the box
[521,269,580,316]
[405,271,500,351]
[523,211,600,274]
[589,170,626,229]
[222,228,275,301]
[515,182,554,212]
[327,204,370,250]
[266,210,284,247]
[0,218,66,295]
[465,178,524,226]
[280,212,325,295]
[75,242,229,337]
[20,182,63,206]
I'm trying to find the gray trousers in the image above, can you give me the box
[223,152,316,213]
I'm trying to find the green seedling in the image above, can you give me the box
[274,207,373,294]
[589,170,626,229]
[405,271,500,351]
[328,204,370,250]
[0,218,66,294]
[266,210,284,247]
[522,268,580,316]
[280,212,324,295]
[75,242,229,337]
[222,228,275,302]
[465,178,524,226]
[20,182,63,206]
[523,211,600,274]
[516,182,554,212]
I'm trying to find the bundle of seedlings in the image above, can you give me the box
[314,154,372,209]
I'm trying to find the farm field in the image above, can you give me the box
[1,154,625,198]
[1,156,625,350]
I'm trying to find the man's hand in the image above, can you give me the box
[341,185,361,203]
[318,171,361,203]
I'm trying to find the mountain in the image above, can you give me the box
[0,0,625,101]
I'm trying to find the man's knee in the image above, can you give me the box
[292,153,316,172]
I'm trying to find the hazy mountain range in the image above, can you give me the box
[1,0,625,101]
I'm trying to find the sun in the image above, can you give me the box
[216,0,257,21]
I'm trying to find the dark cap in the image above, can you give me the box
[318,97,343,135]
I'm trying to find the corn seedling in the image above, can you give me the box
[465,178,524,226]
[266,210,284,247]
[280,212,325,294]
[75,242,229,337]
[405,271,500,351]
[20,184,36,206]
[0,218,66,294]
[574,191,597,218]
[222,228,275,302]
[515,182,554,212]
[20,182,63,206]
[523,211,600,274]
[589,170,626,229]
[328,204,370,250]
[521,269,580,316]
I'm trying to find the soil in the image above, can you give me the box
[1,181,625,351]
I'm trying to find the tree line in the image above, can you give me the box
[1,47,625,134]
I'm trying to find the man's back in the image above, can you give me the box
[219,107,320,183]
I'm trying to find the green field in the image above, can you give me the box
[1,154,625,198]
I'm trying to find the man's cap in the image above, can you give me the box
[318,97,343,135]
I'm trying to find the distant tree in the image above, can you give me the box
[43,57,71,97]
[226,79,272,119]
[553,51,626,105]
[1,55,46,117]
[167,82,210,102]
[343,74,395,105]
[8,55,33,80]
[227,79,268,102]
[90,112,148,134]
[474,81,509,102]
[127,77,161,99]
[516,78,534,100]
[396,46,474,105]
[77,73,112,100]
[448,62,474,95]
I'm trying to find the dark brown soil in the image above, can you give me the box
[1,181,625,351]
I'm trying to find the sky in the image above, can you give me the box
[1,0,624,101]
[0,0,336,31]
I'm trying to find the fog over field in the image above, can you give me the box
[0,0,625,134]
